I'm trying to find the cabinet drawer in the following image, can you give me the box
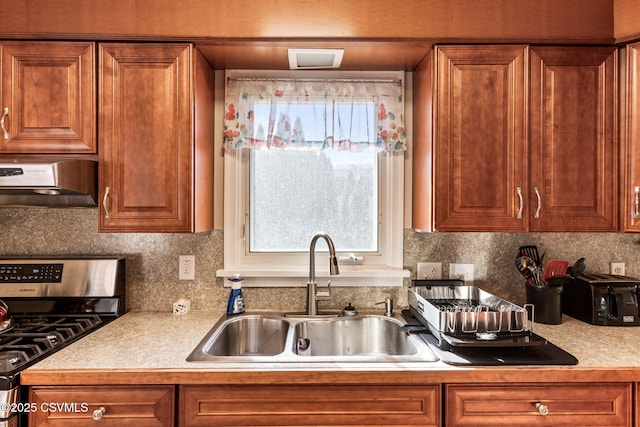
[180,384,440,426]
[446,383,631,426]
[29,385,174,427]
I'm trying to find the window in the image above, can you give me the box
[218,71,408,287]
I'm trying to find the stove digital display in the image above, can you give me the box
[0,263,63,283]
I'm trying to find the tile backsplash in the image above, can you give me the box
[2,208,639,312]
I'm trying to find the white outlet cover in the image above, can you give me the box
[417,262,442,280]
[179,255,196,280]
[449,263,474,282]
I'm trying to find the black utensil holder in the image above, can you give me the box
[526,283,563,325]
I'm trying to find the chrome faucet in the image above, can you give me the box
[306,232,339,316]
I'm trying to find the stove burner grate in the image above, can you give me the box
[0,314,105,373]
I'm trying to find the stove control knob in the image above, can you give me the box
[535,402,549,416]
[92,406,106,420]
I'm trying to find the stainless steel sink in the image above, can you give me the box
[187,312,438,363]
[202,314,289,356]
[293,316,416,357]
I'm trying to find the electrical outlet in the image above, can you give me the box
[610,262,625,276]
[449,263,474,282]
[417,262,442,280]
[179,255,195,280]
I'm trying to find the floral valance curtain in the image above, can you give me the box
[223,77,406,152]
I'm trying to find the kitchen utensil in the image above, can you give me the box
[521,255,541,286]
[569,257,586,278]
[518,245,542,267]
[544,275,572,287]
[0,300,13,334]
[515,256,534,284]
[543,259,569,280]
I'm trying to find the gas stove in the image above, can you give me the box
[0,314,107,375]
[0,257,125,426]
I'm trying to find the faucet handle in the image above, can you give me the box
[316,280,332,299]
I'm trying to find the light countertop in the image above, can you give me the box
[20,310,640,386]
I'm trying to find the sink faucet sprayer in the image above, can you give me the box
[306,232,339,316]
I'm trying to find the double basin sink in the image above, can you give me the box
[187,312,438,363]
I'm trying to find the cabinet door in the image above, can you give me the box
[447,383,631,426]
[0,41,96,154]
[29,385,174,427]
[622,43,640,232]
[529,46,618,232]
[180,385,440,426]
[434,45,528,231]
[99,43,213,232]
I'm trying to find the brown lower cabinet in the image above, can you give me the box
[29,385,174,427]
[446,383,632,426]
[26,382,637,427]
[179,384,440,426]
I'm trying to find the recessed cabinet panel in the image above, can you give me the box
[98,43,214,233]
[420,44,618,232]
[433,45,528,231]
[447,383,631,427]
[0,41,96,153]
[180,385,440,426]
[529,46,617,231]
[30,385,174,427]
[623,42,640,232]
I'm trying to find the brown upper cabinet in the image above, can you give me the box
[529,46,617,232]
[0,41,96,154]
[98,43,214,233]
[416,45,618,232]
[622,42,640,232]
[431,45,528,232]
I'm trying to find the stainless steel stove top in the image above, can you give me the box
[0,257,125,426]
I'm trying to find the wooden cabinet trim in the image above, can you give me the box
[180,384,440,427]
[0,41,96,154]
[432,45,528,231]
[29,385,174,427]
[98,42,214,233]
[446,382,631,427]
[529,46,618,232]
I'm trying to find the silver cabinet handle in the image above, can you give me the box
[102,187,110,219]
[535,402,549,416]
[92,406,106,420]
[516,187,523,219]
[534,187,541,219]
[0,107,9,140]
[634,186,640,219]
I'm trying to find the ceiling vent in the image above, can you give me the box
[288,49,344,70]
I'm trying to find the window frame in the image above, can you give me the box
[216,70,408,287]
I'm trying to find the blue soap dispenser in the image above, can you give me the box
[226,274,246,316]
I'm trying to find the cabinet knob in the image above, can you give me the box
[535,402,549,416]
[92,406,106,420]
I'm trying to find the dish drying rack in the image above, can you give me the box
[408,281,544,348]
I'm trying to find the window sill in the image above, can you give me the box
[216,267,410,287]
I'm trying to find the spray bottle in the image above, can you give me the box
[226,274,246,316]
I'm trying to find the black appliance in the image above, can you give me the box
[562,273,640,326]
[0,257,125,426]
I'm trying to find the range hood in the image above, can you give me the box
[0,159,97,207]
